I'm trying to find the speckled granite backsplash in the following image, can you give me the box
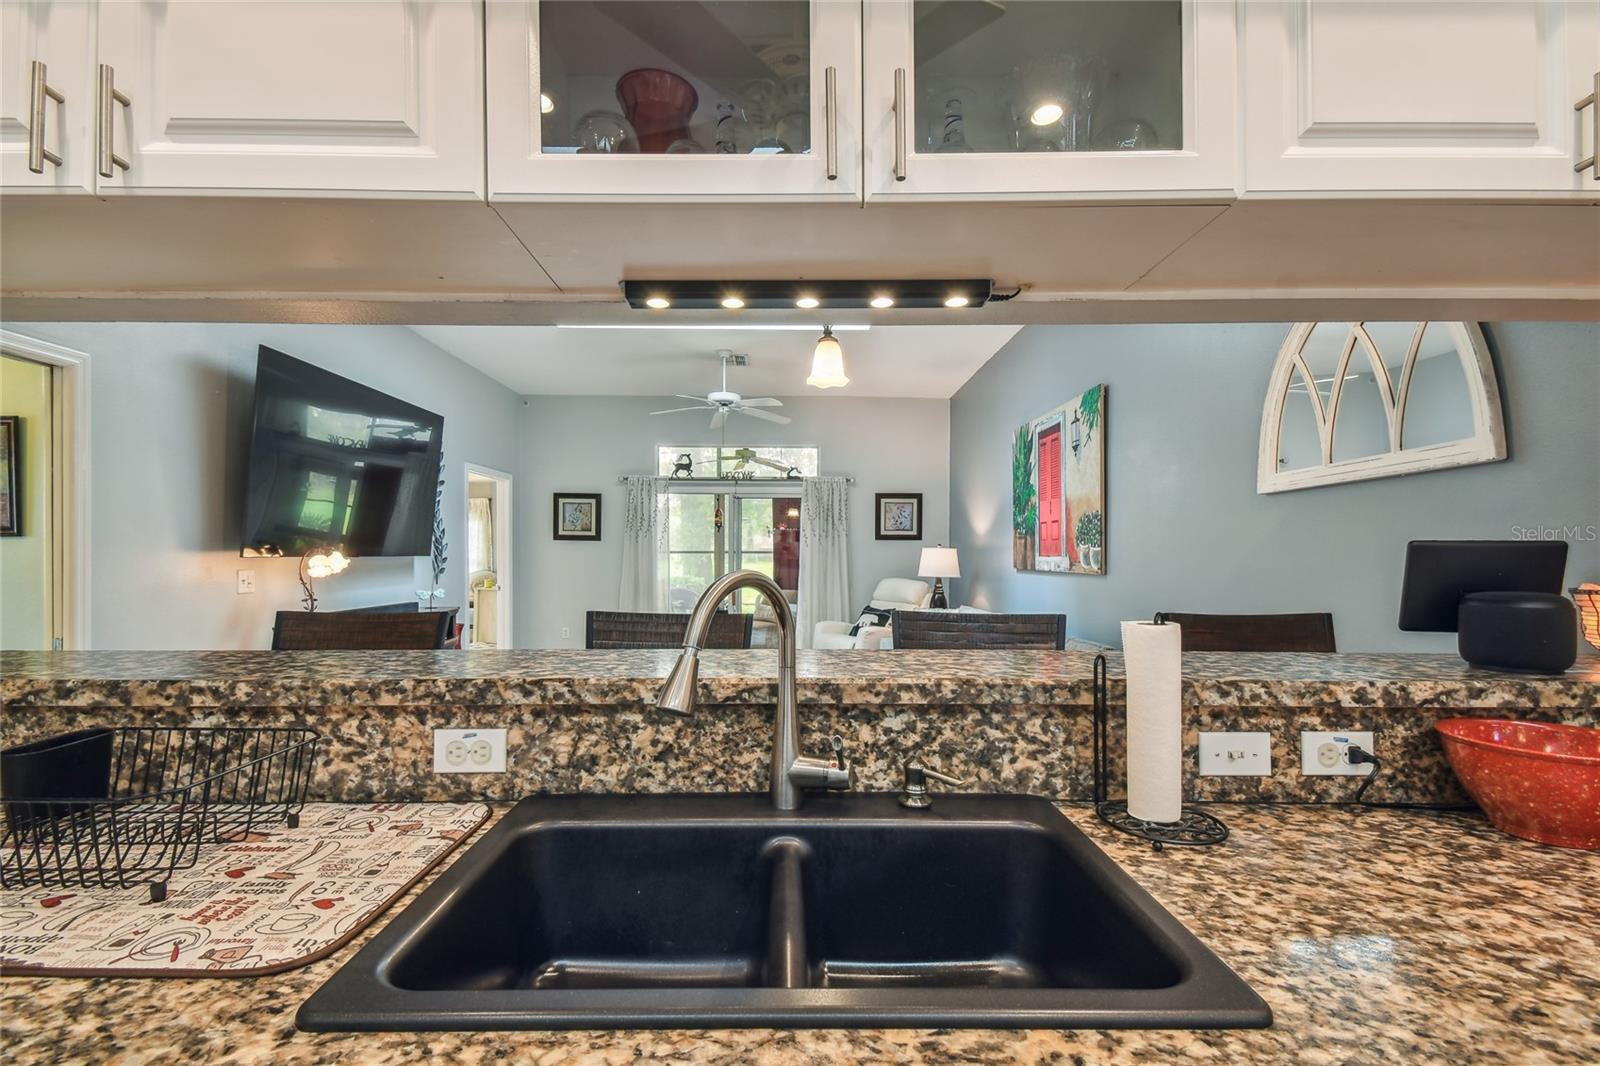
[3,650,1596,804]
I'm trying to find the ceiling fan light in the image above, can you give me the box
[807,327,849,389]
[795,295,820,309]
[645,295,671,309]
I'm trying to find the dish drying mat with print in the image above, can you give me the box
[0,802,489,977]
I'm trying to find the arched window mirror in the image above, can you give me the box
[1258,322,1506,494]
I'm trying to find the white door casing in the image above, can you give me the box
[1243,0,1600,195]
[93,0,484,197]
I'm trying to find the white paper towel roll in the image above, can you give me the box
[1121,620,1183,824]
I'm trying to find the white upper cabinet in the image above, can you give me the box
[1243,0,1600,195]
[861,0,1238,201]
[487,0,862,201]
[0,1,95,192]
[93,1,484,197]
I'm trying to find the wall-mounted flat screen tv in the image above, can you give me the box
[240,346,444,558]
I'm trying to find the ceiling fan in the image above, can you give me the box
[650,350,791,428]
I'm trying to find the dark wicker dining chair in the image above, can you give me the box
[585,610,753,650]
[271,609,458,650]
[1155,611,1337,653]
[890,611,1068,650]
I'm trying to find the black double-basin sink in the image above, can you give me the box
[298,793,1270,1031]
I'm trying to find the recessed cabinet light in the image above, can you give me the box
[869,295,895,309]
[944,294,970,308]
[721,296,746,309]
[1030,102,1064,126]
[795,295,820,309]
[645,296,671,309]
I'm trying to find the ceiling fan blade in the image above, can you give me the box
[674,394,710,403]
[650,406,708,416]
[710,408,728,429]
[736,406,791,424]
[740,397,783,407]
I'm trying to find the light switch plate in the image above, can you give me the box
[1300,731,1375,776]
[1197,732,1273,776]
[236,570,255,594]
[432,728,507,774]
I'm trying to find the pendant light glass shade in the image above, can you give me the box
[807,326,849,389]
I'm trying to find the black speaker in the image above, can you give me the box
[1457,591,1578,674]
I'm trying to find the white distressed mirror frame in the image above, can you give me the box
[1258,321,1507,494]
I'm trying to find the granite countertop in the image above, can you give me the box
[4,649,1597,709]
[3,804,1596,1065]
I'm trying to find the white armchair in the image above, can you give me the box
[813,578,932,650]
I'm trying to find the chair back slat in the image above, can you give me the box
[1156,611,1337,653]
[585,610,753,650]
[271,609,457,650]
[890,611,1067,650]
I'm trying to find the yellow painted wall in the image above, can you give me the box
[0,355,53,649]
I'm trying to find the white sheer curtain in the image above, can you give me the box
[619,476,670,612]
[798,477,850,649]
[467,498,494,575]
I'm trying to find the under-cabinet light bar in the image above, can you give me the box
[621,278,994,311]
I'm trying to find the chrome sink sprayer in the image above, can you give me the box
[655,570,851,810]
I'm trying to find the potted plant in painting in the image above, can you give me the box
[1075,510,1103,571]
[1012,424,1037,571]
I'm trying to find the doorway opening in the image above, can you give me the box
[464,464,513,649]
[0,331,88,650]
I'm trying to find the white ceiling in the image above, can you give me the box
[407,324,1023,399]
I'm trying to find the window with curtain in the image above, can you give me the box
[467,497,493,575]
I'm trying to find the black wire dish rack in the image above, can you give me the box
[0,726,319,902]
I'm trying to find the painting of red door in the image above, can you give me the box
[1037,423,1062,557]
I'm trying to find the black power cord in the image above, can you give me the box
[1345,745,1477,812]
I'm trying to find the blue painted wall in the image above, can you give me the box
[948,322,1600,651]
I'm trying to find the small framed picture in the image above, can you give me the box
[0,417,19,537]
[553,492,602,541]
[874,492,922,540]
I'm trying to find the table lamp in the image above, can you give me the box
[299,547,350,612]
[919,546,960,609]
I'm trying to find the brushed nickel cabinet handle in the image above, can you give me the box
[1576,72,1599,177]
[27,60,65,173]
[824,65,837,181]
[892,67,907,181]
[98,63,131,179]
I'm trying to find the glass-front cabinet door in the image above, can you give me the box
[862,0,1236,200]
[487,0,861,200]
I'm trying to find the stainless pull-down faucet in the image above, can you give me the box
[655,569,852,810]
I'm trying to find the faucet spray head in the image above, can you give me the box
[655,647,700,716]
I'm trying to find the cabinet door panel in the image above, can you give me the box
[487,0,861,202]
[862,0,1237,201]
[1243,0,1600,194]
[0,0,94,192]
[95,1,483,196]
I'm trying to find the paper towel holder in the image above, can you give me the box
[1092,650,1228,851]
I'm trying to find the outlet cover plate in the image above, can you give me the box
[432,728,507,774]
[1197,732,1273,776]
[1300,731,1375,776]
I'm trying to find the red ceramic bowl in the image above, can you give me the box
[1436,719,1600,850]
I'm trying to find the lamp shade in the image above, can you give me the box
[918,546,960,579]
[1572,583,1600,651]
[807,327,849,389]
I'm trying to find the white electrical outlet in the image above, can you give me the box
[433,728,507,773]
[1197,732,1273,776]
[561,626,571,641]
[1300,731,1375,776]
[236,570,256,594]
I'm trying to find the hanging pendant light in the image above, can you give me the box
[807,325,849,389]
